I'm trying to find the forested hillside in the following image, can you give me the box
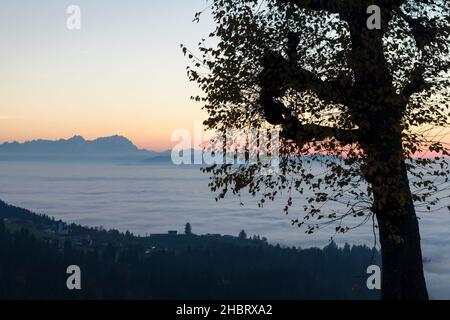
[0,201,380,299]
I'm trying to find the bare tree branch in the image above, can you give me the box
[261,50,351,105]
[260,94,358,145]
[260,54,357,146]
[259,34,357,145]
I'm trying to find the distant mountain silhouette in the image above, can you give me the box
[143,149,205,164]
[0,135,160,162]
[0,136,343,164]
[142,151,173,163]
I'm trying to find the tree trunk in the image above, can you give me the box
[365,132,429,300]
[342,3,430,300]
[377,209,429,300]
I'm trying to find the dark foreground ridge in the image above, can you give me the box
[0,200,380,300]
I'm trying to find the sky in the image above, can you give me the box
[0,1,448,151]
[0,0,213,151]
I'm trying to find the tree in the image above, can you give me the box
[185,223,192,235]
[239,230,247,240]
[185,0,450,299]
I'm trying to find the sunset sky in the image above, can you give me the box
[0,0,212,151]
[1,1,448,151]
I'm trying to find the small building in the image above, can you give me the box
[206,233,221,237]
[150,231,179,239]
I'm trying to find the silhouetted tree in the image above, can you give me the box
[185,223,192,235]
[185,0,450,300]
[239,230,247,240]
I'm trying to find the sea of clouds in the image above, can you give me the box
[0,161,449,299]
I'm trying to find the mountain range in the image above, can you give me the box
[0,135,166,162]
[0,135,326,164]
